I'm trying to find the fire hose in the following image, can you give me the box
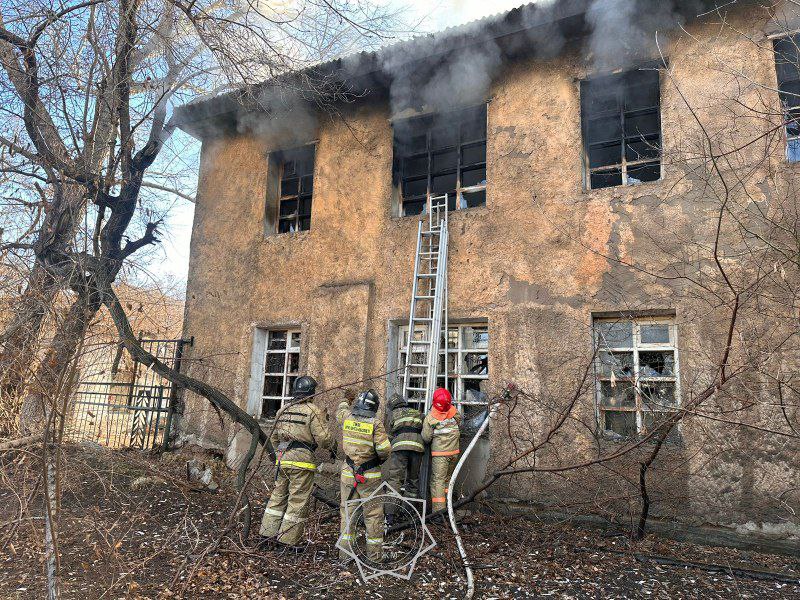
[446,401,499,600]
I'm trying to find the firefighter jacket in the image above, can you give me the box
[388,405,424,453]
[421,405,462,456]
[271,398,333,471]
[336,400,391,467]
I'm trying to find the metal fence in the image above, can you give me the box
[65,337,191,450]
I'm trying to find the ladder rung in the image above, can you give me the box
[405,387,427,392]
[406,363,428,368]
[415,295,434,300]
[418,273,436,278]
[410,340,432,345]
[413,317,432,322]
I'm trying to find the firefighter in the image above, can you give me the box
[259,375,333,551]
[384,393,424,526]
[336,389,391,563]
[421,387,462,513]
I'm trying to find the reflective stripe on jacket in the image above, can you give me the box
[336,399,391,468]
[388,406,424,453]
[421,405,461,455]
[271,398,333,470]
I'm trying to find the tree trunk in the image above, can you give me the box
[1,183,87,435]
[19,289,102,434]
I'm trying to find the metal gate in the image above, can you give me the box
[65,336,192,450]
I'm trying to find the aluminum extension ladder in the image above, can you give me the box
[401,194,449,412]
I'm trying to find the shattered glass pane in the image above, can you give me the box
[290,332,301,348]
[300,174,313,194]
[298,197,312,216]
[268,330,287,350]
[464,378,485,397]
[603,411,636,437]
[461,166,486,188]
[589,143,622,169]
[639,351,674,377]
[279,199,297,217]
[288,352,300,374]
[640,381,677,408]
[464,353,488,375]
[265,353,285,374]
[278,218,295,234]
[598,351,634,378]
[640,324,670,344]
[599,381,635,408]
[625,137,660,162]
[462,189,486,208]
[262,398,280,419]
[595,321,633,347]
[286,376,297,395]
[263,375,283,397]
[627,161,660,183]
[590,168,623,189]
[460,112,486,142]
[642,410,680,441]
[626,110,660,137]
[463,326,488,349]
[436,377,457,398]
[788,138,800,163]
[299,216,311,231]
[403,199,425,216]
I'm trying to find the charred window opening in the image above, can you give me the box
[774,35,800,162]
[581,69,662,189]
[392,105,487,217]
[261,329,301,418]
[276,145,315,233]
[593,316,680,440]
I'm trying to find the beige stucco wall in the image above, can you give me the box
[180,7,799,540]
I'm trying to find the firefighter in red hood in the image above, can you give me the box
[421,387,462,513]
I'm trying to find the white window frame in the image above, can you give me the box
[260,329,301,418]
[396,322,489,410]
[593,316,681,437]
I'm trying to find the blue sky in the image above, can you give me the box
[150,0,526,290]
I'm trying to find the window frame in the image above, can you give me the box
[592,316,681,438]
[276,145,315,234]
[396,322,489,412]
[392,105,488,217]
[581,68,663,190]
[773,34,800,162]
[261,329,302,419]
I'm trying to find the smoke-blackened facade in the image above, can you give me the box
[175,1,800,551]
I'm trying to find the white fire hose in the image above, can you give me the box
[446,402,498,600]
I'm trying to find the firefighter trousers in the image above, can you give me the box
[385,449,422,514]
[260,466,315,546]
[430,454,459,513]
[339,468,383,562]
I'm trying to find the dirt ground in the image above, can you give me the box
[1,446,798,599]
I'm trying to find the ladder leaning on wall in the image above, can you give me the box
[401,193,449,412]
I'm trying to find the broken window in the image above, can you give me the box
[261,329,301,418]
[276,145,315,233]
[397,322,489,419]
[593,316,680,439]
[393,105,487,217]
[774,35,800,162]
[581,69,662,189]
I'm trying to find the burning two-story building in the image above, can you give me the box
[174,0,799,549]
